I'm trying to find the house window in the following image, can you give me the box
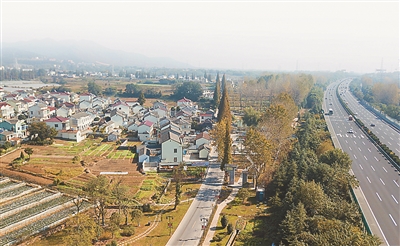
[174,148,177,153]
[174,157,177,162]
[31,111,33,115]
[55,124,59,128]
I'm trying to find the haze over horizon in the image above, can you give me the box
[1,1,399,73]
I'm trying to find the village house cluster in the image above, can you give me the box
[0,87,216,170]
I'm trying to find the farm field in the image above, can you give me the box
[0,139,142,189]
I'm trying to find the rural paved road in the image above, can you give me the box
[166,164,224,246]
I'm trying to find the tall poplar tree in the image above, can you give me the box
[213,72,221,109]
[220,119,232,171]
[217,74,231,123]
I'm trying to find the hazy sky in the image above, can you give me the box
[1,1,399,73]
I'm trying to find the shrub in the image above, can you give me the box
[120,225,135,237]
[227,223,234,234]
[106,240,118,246]
[212,233,225,242]
[142,203,152,212]
[221,214,228,229]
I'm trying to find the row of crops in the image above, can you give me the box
[0,177,91,246]
[0,201,92,246]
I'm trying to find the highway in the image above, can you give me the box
[338,80,400,157]
[166,164,224,246]
[324,79,399,246]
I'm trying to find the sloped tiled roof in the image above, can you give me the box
[195,131,210,141]
[177,97,192,102]
[160,130,181,144]
[45,116,69,123]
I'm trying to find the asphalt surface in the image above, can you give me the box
[338,80,400,157]
[166,164,224,246]
[324,79,399,246]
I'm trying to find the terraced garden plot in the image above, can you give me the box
[0,195,72,229]
[0,190,55,215]
[82,144,114,157]
[0,181,18,190]
[0,185,34,200]
[107,150,136,159]
[51,139,102,156]
[0,201,92,246]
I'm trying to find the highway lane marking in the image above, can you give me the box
[381,136,385,139]
[374,156,379,161]
[362,141,365,145]
[358,147,361,152]
[366,176,371,183]
[354,141,357,144]
[388,142,392,146]
[364,156,368,160]
[371,165,375,171]
[368,148,371,152]
[353,154,357,159]
[382,166,387,172]
[349,147,352,151]
[376,192,382,201]
[391,195,398,204]
[390,137,393,140]
[345,140,348,143]
[394,180,400,187]
[389,214,397,226]
[359,164,363,170]
[380,178,385,185]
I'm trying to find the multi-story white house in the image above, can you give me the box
[127,120,141,132]
[79,92,95,102]
[99,121,115,134]
[0,119,28,138]
[79,100,92,110]
[50,92,71,103]
[160,130,183,164]
[110,109,127,127]
[199,112,213,123]
[137,120,154,141]
[110,100,130,116]
[92,97,109,110]
[132,104,145,115]
[6,100,24,114]
[22,98,36,109]
[44,116,70,131]
[177,97,193,108]
[143,112,158,125]
[153,106,168,118]
[70,112,93,131]
[28,102,51,120]
[0,102,15,119]
[57,105,74,117]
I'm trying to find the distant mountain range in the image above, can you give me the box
[2,38,193,68]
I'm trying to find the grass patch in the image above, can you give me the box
[210,188,269,246]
